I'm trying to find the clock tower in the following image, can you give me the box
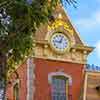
[6,3,94,100]
[33,4,93,100]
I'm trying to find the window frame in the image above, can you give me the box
[13,79,20,100]
[48,72,72,100]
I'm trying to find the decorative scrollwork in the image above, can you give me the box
[48,19,74,35]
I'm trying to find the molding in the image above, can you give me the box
[34,55,86,65]
[32,41,91,64]
[86,94,100,98]
[48,72,72,86]
[86,72,100,75]
[83,73,88,100]
[27,58,35,100]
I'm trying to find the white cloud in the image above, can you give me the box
[75,10,100,29]
[96,40,100,59]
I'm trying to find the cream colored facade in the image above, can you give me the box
[83,70,100,100]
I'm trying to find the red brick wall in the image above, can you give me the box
[34,58,84,100]
[6,58,84,100]
[6,62,27,100]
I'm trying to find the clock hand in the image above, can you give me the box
[54,38,61,43]
[59,36,63,43]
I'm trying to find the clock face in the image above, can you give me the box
[50,32,69,53]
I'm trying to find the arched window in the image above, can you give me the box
[48,72,72,100]
[13,82,19,100]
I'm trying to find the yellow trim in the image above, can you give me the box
[49,32,71,54]
[71,45,94,53]
[66,80,69,100]
[48,19,74,35]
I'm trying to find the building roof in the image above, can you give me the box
[86,64,100,72]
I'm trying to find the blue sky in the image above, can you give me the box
[62,0,100,66]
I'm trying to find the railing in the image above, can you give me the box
[86,64,100,72]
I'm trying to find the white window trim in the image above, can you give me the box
[48,72,72,86]
[27,57,35,100]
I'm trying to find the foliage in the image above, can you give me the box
[0,0,76,69]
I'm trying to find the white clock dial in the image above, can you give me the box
[50,33,69,52]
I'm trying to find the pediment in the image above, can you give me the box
[34,3,94,64]
[35,4,83,46]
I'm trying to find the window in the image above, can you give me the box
[51,76,68,100]
[13,83,19,100]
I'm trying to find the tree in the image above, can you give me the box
[0,0,76,99]
[0,0,77,68]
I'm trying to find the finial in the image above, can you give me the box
[58,13,62,19]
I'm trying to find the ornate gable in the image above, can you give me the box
[35,4,83,45]
[33,4,94,64]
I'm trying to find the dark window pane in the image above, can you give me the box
[51,77,67,100]
[13,83,19,100]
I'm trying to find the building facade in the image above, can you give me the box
[83,64,100,100]
[6,3,98,100]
